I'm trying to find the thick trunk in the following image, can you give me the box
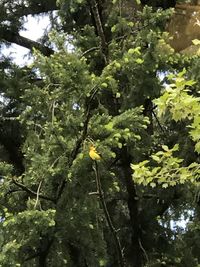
[38,236,54,267]
[68,243,88,267]
[39,253,47,267]
[121,147,143,267]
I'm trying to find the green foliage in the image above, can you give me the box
[2,1,200,267]
[132,144,200,187]
[132,69,200,190]
[154,70,200,152]
[0,209,55,266]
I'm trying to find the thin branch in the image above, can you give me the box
[70,86,99,161]
[152,109,166,134]
[139,238,149,264]
[51,100,56,125]
[88,191,99,196]
[81,46,99,58]
[93,161,126,267]
[5,188,24,199]
[34,181,43,209]
[12,178,56,203]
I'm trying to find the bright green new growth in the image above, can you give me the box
[132,144,200,188]
[1,1,200,266]
[132,69,200,188]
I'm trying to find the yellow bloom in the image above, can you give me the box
[89,145,101,161]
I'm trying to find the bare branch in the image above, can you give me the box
[81,46,99,58]
[152,109,166,134]
[34,181,43,209]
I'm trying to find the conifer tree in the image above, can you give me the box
[1,1,200,267]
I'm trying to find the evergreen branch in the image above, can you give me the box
[12,178,56,203]
[93,161,126,267]
[56,86,99,201]
[108,23,156,46]
[88,0,108,63]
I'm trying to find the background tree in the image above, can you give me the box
[1,1,200,267]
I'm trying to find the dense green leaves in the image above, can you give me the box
[1,1,200,267]
[154,70,200,152]
[132,144,200,187]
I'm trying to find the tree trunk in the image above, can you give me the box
[121,147,143,267]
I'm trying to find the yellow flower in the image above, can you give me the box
[89,145,101,161]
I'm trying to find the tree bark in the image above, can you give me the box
[121,147,143,267]
[38,236,54,267]
[0,27,54,56]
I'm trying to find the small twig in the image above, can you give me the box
[152,109,166,134]
[139,238,149,263]
[51,100,56,125]
[50,154,65,170]
[34,181,42,209]
[88,191,99,196]
[93,161,126,267]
